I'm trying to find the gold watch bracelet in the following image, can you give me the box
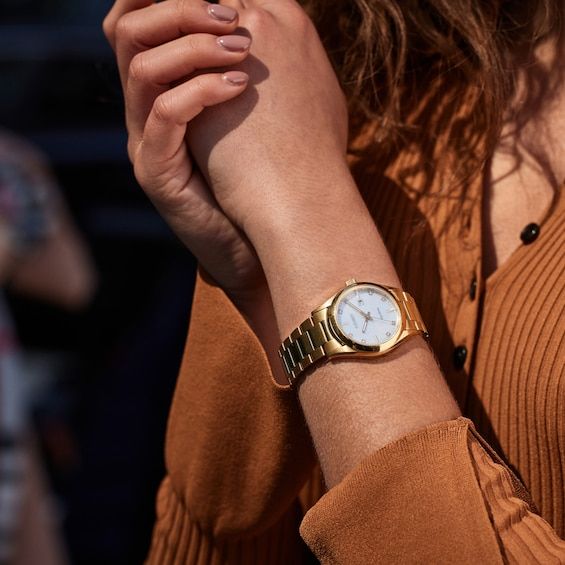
[278,285,428,388]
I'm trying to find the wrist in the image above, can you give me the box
[239,158,354,239]
[242,180,402,338]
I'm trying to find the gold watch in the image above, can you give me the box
[279,279,429,387]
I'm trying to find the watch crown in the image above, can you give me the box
[345,278,357,286]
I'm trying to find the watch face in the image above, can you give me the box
[332,284,402,349]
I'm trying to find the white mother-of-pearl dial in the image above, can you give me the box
[333,284,402,347]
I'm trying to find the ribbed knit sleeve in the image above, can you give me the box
[300,417,565,564]
[147,477,312,564]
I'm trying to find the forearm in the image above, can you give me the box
[245,169,461,487]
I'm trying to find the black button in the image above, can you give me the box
[520,223,540,245]
[453,346,468,370]
[469,276,477,301]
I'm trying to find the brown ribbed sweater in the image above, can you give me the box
[146,120,565,562]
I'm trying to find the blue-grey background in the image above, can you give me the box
[1,2,197,563]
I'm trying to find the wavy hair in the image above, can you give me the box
[303,0,562,189]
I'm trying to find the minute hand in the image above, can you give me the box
[344,299,372,320]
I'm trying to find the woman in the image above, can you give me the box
[103,0,564,562]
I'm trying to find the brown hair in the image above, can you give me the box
[303,0,562,191]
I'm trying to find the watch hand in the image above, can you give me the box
[362,318,368,333]
[373,308,395,326]
[344,299,370,319]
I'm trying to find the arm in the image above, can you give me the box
[245,168,461,487]
[243,166,565,563]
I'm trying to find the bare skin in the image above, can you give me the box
[485,38,565,278]
[104,0,563,487]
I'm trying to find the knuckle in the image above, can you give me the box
[115,13,138,45]
[153,94,175,123]
[291,9,313,33]
[291,2,310,20]
[173,0,184,14]
[280,2,313,33]
[189,76,211,101]
[241,8,272,32]
[174,0,189,19]
[129,53,149,83]
[185,33,202,53]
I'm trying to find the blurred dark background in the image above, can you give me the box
[1,1,197,563]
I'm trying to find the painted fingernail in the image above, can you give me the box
[217,35,251,52]
[208,4,237,22]
[223,71,249,86]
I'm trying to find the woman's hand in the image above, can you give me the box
[103,0,264,297]
[186,0,351,233]
[103,0,350,295]
[103,0,353,330]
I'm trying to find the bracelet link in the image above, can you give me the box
[279,315,333,386]
[401,291,429,338]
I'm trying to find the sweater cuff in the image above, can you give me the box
[299,417,504,564]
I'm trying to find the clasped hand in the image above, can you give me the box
[104,0,349,301]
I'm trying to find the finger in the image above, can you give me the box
[125,32,251,146]
[104,0,239,48]
[126,34,251,143]
[113,1,240,85]
[129,33,251,86]
[134,71,249,185]
[103,0,153,50]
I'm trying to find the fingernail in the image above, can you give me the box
[223,71,249,86]
[208,4,237,22]
[217,35,251,52]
